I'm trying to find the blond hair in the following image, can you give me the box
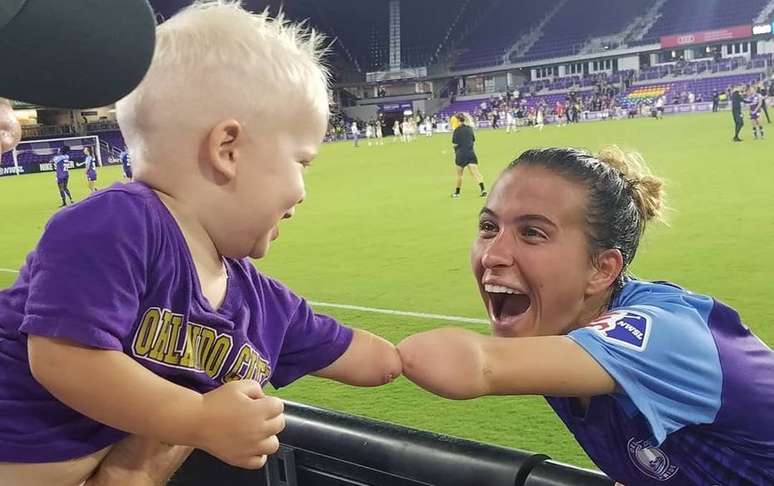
[116,0,330,157]
[596,145,665,225]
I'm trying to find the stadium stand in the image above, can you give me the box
[520,0,655,61]
[400,0,470,67]
[640,0,770,44]
[452,1,563,70]
[452,0,772,68]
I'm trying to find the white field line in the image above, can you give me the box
[0,267,486,324]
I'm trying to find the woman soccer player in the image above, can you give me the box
[399,146,774,484]
[450,113,486,198]
[392,119,401,142]
[375,120,384,145]
[53,146,74,206]
[535,105,545,131]
[83,146,98,192]
[119,150,132,181]
[748,85,765,140]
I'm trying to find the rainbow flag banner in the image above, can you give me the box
[621,84,672,105]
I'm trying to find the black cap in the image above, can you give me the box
[0,0,156,108]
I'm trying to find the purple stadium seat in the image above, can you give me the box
[641,0,768,44]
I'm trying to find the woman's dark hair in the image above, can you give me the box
[508,146,665,290]
[59,146,70,155]
[84,146,93,155]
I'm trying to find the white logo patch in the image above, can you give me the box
[588,310,652,352]
[628,438,679,481]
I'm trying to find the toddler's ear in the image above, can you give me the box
[207,119,242,181]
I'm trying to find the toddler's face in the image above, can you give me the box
[232,110,327,259]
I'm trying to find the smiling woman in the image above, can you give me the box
[473,146,663,339]
[397,146,774,485]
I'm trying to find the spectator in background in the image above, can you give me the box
[712,91,720,112]
[731,87,745,142]
[654,96,665,119]
[351,121,360,147]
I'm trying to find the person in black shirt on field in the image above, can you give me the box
[731,87,745,142]
[451,113,486,198]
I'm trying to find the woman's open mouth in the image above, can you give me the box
[484,284,532,335]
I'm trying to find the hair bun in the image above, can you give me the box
[597,145,665,223]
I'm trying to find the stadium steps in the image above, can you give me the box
[507,0,568,60]
[755,0,774,23]
[627,0,667,43]
[426,0,474,66]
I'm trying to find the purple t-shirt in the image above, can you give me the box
[0,182,353,462]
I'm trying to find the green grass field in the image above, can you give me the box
[1,112,772,469]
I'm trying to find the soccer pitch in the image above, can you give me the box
[1,112,771,468]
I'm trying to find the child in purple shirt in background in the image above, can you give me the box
[0,2,401,485]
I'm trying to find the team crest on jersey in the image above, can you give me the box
[627,438,679,481]
[589,310,651,352]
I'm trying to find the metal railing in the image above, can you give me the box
[172,401,613,486]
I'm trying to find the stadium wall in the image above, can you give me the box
[618,55,641,71]
[419,97,448,115]
[757,38,774,54]
[342,105,379,121]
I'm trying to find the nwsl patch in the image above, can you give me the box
[589,310,651,352]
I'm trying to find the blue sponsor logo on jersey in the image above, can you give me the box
[589,310,651,352]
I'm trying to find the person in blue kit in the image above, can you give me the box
[83,146,98,192]
[120,149,132,181]
[398,146,774,485]
[747,85,765,140]
[53,146,74,207]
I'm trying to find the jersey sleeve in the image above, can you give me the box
[567,303,723,444]
[20,191,153,350]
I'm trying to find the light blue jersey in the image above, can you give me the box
[547,280,774,484]
[84,155,96,172]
